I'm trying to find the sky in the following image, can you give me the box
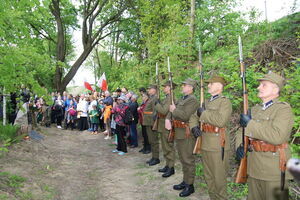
[68,0,299,87]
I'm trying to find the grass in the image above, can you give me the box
[0,171,28,200]
[0,124,22,157]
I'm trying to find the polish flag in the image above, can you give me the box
[84,81,93,91]
[98,72,108,91]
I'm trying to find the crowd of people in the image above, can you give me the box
[33,87,151,156]
[26,72,294,199]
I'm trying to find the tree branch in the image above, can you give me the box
[29,23,56,43]
[91,7,125,43]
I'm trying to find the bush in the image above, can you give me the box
[0,124,21,156]
[0,124,20,142]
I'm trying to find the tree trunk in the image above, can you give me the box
[49,0,126,92]
[190,0,196,42]
[50,0,66,93]
[114,28,120,62]
[95,47,102,74]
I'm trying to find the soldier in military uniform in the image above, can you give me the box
[190,75,232,200]
[143,85,160,166]
[154,81,176,178]
[238,72,294,200]
[166,78,199,197]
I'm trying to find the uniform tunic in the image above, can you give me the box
[154,94,175,167]
[190,94,232,200]
[244,98,294,200]
[143,95,159,159]
[168,94,199,184]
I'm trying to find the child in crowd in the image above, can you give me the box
[89,104,100,135]
[66,100,77,130]
[103,102,112,139]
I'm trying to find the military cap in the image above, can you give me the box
[147,84,158,90]
[257,72,285,90]
[182,78,198,88]
[205,75,227,86]
[162,80,177,88]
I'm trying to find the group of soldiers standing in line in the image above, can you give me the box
[141,72,294,199]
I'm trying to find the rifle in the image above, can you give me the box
[167,57,175,142]
[235,36,249,183]
[193,44,204,155]
[152,62,160,131]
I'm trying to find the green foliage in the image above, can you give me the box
[0,124,21,156]
[227,182,248,199]
[0,124,20,143]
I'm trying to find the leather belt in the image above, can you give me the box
[250,140,288,171]
[201,123,226,148]
[250,140,288,153]
[173,120,188,128]
[157,113,166,119]
[202,123,225,133]
[143,111,153,115]
[173,120,190,138]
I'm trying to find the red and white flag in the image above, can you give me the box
[84,81,93,91]
[98,72,108,91]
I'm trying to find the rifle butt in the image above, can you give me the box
[235,156,248,183]
[167,129,175,142]
[193,136,202,155]
[152,118,158,131]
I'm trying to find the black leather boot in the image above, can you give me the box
[149,158,160,166]
[173,181,186,190]
[179,184,194,197]
[158,166,169,173]
[146,158,154,164]
[162,167,174,178]
[139,148,145,153]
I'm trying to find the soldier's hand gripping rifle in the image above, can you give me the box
[167,57,175,142]
[152,62,160,131]
[235,36,249,183]
[193,45,204,155]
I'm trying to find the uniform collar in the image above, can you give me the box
[262,100,274,110]
[182,95,189,100]
[209,94,220,102]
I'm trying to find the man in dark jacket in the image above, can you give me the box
[128,94,139,147]
[103,91,113,106]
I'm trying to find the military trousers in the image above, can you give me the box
[146,126,159,159]
[176,136,196,184]
[248,176,289,200]
[160,131,175,167]
[202,150,229,200]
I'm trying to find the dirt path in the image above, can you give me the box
[0,126,209,200]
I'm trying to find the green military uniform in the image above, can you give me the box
[242,73,294,200]
[190,94,232,200]
[142,91,159,159]
[154,87,175,169]
[168,79,199,185]
[190,76,232,200]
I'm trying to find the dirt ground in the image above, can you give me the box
[0,126,210,200]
